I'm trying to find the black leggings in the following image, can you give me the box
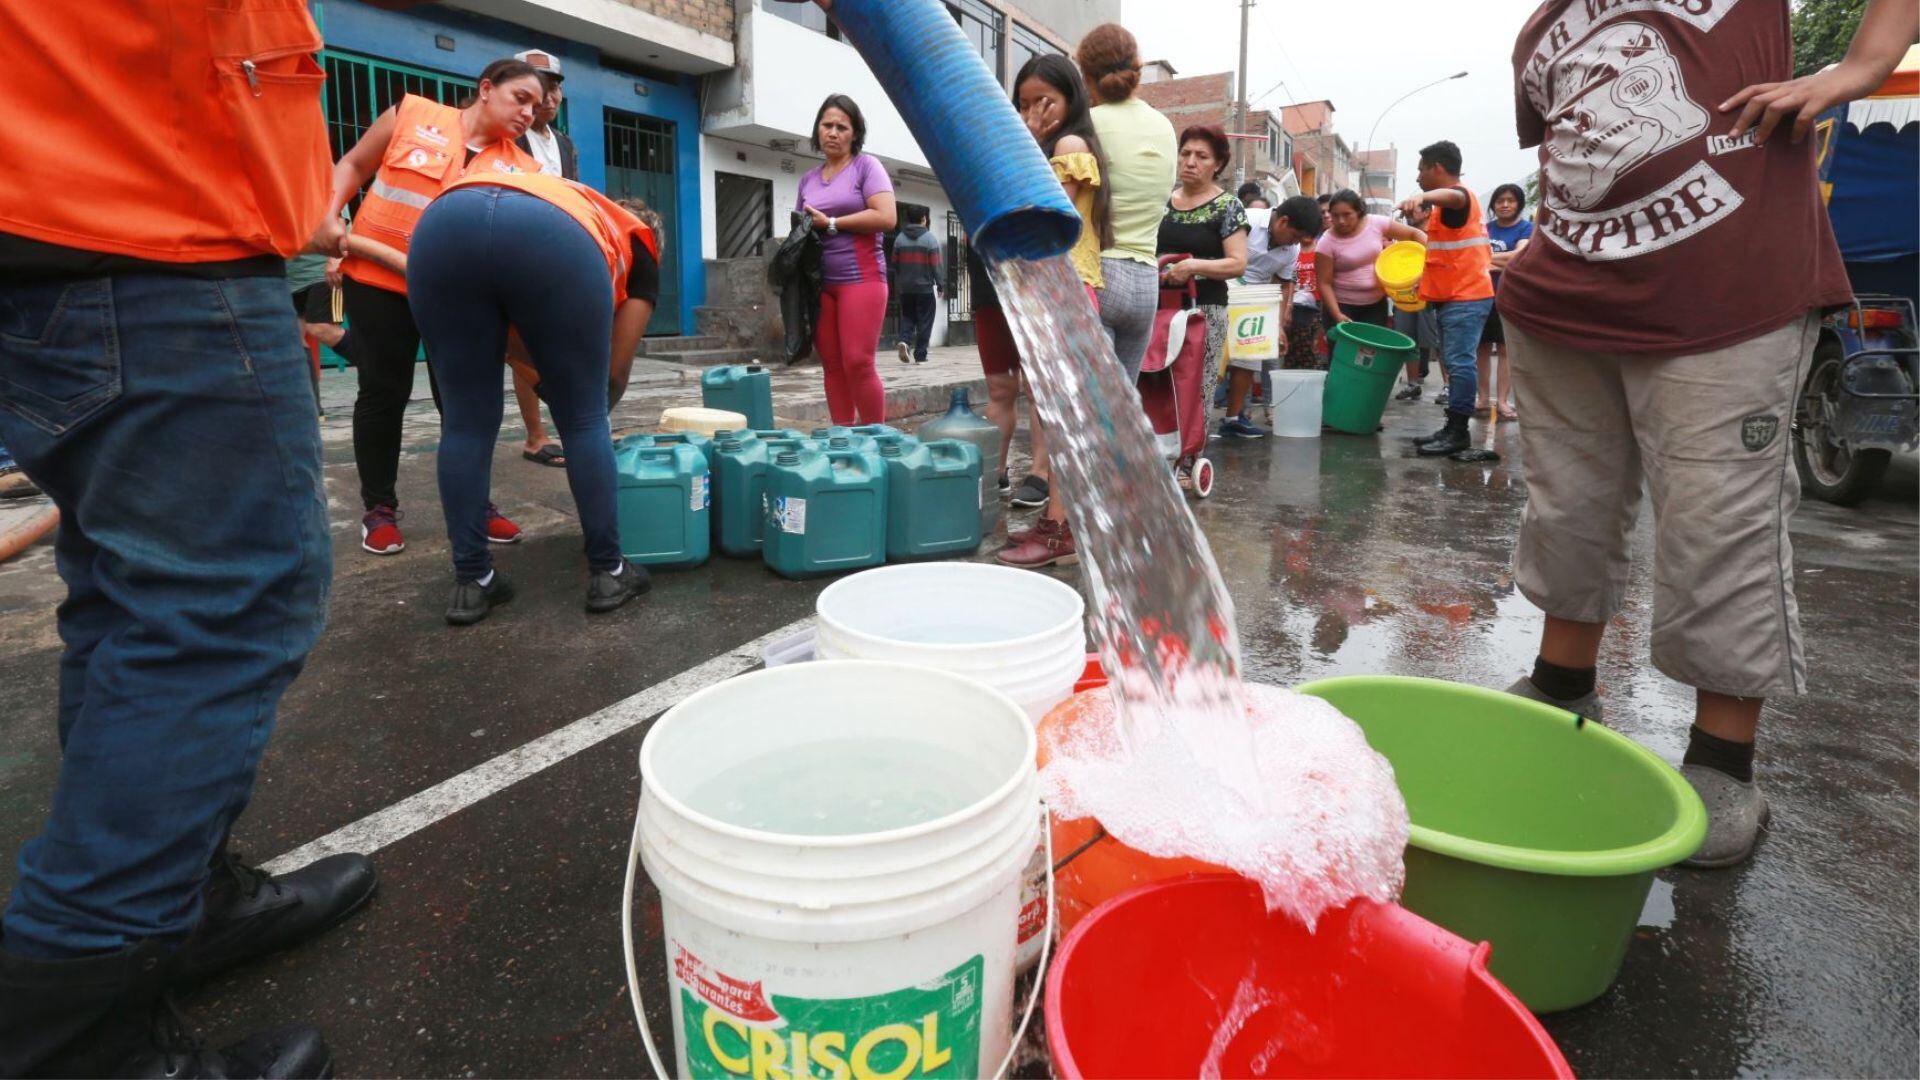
[1345,298,1393,328]
[343,279,441,510]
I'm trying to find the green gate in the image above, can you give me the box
[320,49,568,204]
[604,108,682,336]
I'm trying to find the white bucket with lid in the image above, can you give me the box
[813,564,1086,723]
[1226,283,1286,362]
[1267,370,1327,438]
[635,661,1041,1079]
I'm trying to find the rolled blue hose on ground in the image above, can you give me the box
[807,0,1080,261]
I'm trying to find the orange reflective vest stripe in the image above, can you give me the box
[1419,188,1495,303]
[442,173,660,305]
[342,95,542,294]
[0,0,331,262]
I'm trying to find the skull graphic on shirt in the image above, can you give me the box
[1541,22,1710,211]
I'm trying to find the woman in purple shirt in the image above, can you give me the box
[795,94,898,423]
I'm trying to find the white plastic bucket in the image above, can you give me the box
[813,564,1086,723]
[812,564,1083,974]
[661,406,749,436]
[1267,370,1327,438]
[1226,284,1285,362]
[759,626,817,668]
[639,661,1040,1080]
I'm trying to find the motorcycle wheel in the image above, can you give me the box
[1793,339,1891,507]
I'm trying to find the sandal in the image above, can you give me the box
[1498,404,1519,422]
[522,444,566,468]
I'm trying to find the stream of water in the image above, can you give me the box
[988,255,1408,926]
[987,256,1257,785]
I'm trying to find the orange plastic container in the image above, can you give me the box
[1038,666,1231,932]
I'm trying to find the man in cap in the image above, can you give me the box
[515,49,579,180]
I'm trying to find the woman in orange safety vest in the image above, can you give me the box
[328,57,544,557]
[404,172,662,625]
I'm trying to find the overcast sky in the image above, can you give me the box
[1121,0,1547,199]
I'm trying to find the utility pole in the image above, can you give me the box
[1236,0,1253,185]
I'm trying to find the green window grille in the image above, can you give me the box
[320,49,568,165]
[320,50,475,164]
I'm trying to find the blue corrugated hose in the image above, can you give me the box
[788,0,1080,261]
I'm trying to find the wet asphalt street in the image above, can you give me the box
[0,379,1914,1078]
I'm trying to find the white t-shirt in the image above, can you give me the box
[1243,208,1301,289]
[524,126,563,176]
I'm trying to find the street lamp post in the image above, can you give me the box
[1363,70,1468,193]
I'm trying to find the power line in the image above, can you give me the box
[1255,4,1312,105]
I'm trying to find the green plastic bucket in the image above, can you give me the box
[1322,322,1415,434]
[1297,676,1707,1012]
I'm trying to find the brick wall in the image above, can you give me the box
[617,0,734,41]
[1136,72,1234,159]
[1135,72,1234,126]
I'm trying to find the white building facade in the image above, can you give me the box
[699,0,1119,345]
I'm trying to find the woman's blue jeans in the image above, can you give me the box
[408,187,620,580]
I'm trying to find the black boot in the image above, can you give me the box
[173,842,378,986]
[0,940,331,1078]
[1416,412,1472,457]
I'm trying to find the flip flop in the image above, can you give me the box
[522,445,566,468]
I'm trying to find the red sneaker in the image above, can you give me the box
[995,518,1078,569]
[361,504,405,555]
[486,503,522,545]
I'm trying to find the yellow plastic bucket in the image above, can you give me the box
[1375,240,1426,292]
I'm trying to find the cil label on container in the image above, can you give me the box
[676,944,984,1079]
[1227,305,1281,361]
[771,496,807,535]
[691,476,711,513]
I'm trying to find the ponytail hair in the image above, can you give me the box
[1075,24,1142,103]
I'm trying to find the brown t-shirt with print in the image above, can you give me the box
[1498,0,1852,357]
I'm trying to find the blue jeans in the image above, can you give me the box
[0,273,330,958]
[1434,298,1494,417]
[408,187,620,580]
[895,291,938,362]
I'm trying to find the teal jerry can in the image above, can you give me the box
[614,440,711,568]
[808,430,885,472]
[705,429,804,537]
[701,365,775,431]
[810,424,900,449]
[762,446,886,579]
[618,431,715,472]
[712,434,814,558]
[876,437,983,561]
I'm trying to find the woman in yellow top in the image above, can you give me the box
[995,53,1113,570]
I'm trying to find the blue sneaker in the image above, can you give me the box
[1221,415,1269,439]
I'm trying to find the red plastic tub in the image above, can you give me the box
[1046,876,1573,1079]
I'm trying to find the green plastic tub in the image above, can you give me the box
[1298,676,1707,1012]
[1322,321,1415,435]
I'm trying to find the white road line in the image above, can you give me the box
[262,617,814,875]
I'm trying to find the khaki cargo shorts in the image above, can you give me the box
[1507,314,1820,698]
